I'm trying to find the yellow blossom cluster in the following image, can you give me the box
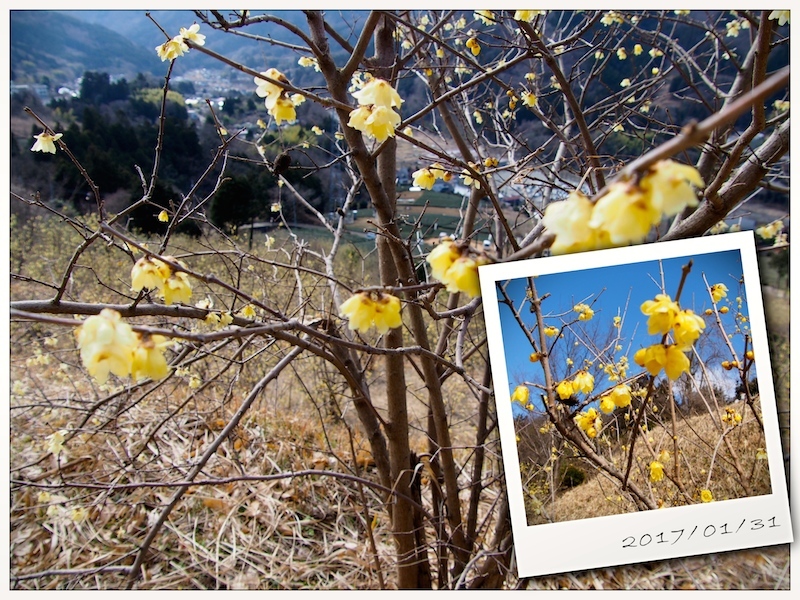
[634,292,705,380]
[599,384,632,414]
[573,303,594,321]
[721,407,743,427]
[600,11,625,26]
[556,369,595,401]
[474,10,495,26]
[131,255,193,305]
[75,309,170,383]
[709,283,728,303]
[603,355,629,382]
[514,10,545,23]
[348,78,403,143]
[575,407,601,438]
[156,23,206,62]
[426,239,491,298]
[755,219,784,240]
[542,160,704,255]
[254,68,303,125]
[412,162,452,190]
[338,291,402,334]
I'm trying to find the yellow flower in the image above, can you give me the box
[311,125,324,135]
[254,68,289,109]
[426,240,461,281]
[599,396,616,414]
[240,304,257,319]
[543,325,559,337]
[460,168,481,189]
[351,78,403,109]
[465,38,481,56]
[641,160,704,217]
[511,385,530,404]
[474,10,495,25]
[156,36,189,61]
[658,449,671,463]
[298,56,319,69]
[755,448,768,461]
[442,255,486,297]
[514,10,544,22]
[47,430,67,456]
[613,316,622,328]
[529,352,542,363]
[573,303,594,321]
[589,182,660,245]
[556,379,574,400]
[160,262,192,305]
[350,105,401,142]
[131,256,170,292]
[75,309,137,383]
[412,167,437,190]
[521,91,537,109]
[205,312,220,326]
[671,309,705,350]
[576,408,601,438]
[542,191,606,255]
[635,343,690,380]
[594,50,605,60]
[620,78,631,88]
[31,131,63,154]
[609,384,632,408]
[617,47,627,60]
[710,283,728,303]
[158,210,169,223]
[745,350,755,361]
[573,370,595,394]
[179,23,206,46]
[700,489,714,503]
[649,461,665,482]
[633,44,643,56]
[663,345,691,380]
[600,11,624,26]
[640,294,680,335]
[339,291,402,334]
[270,96,297,125]
[755,219,784,239]
[219,312,234,327]
[131,333,170,381]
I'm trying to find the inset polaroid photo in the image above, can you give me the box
[479,231,792,578]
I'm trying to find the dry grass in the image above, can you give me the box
[520,400,771,526]
[8,219,790,590]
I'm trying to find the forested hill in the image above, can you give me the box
[11,10,371,84]
[10,11,161,84]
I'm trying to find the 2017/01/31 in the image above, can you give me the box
[622,517,780,548]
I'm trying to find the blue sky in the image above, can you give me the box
[496,249,755,416]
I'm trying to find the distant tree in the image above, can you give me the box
[209,175,259,230]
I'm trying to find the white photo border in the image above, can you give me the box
[479,231,792,578]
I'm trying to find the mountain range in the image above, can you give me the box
[10,10,369,87]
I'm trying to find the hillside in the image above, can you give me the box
[10,11,162,84]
